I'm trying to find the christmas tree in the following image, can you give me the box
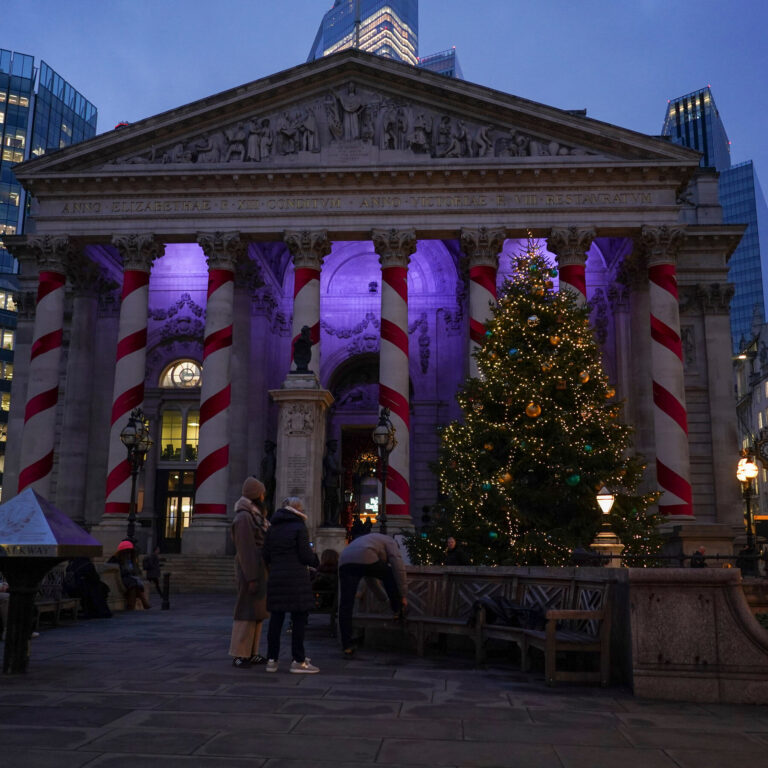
[406,238,661,566]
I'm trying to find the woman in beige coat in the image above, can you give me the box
[229,476,270,667]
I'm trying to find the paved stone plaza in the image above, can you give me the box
[1,594,767,767]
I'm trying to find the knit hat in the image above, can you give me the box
[243,476,266,501]
[116,540,134,552]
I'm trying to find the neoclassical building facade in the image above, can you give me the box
[5,50,744,554]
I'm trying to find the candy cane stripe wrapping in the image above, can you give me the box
[373,229,416,520]
[19,267,67,493]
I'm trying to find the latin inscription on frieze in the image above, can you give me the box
[56,189,656,217]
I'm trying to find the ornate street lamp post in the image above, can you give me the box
[736,453,759,576]
[120,408,153,544]
[372,407,396,535]
[591,486,623,566]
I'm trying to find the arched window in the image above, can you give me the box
[160,359,202,389]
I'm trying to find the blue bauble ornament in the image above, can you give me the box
[549,268,558,277]
[485,329,493,337]
[481,482,492,491]
[488,531,499,540]
[508,348,519,357]
[565,474,581,486]
[584,445,593,453]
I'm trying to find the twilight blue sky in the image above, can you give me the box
[5,0,768,181]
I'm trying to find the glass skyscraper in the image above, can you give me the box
[662,87,731,173]
[307,0,462,78]
[0,49,97,498]
[720,161,768,349]
[308,0,419,65]
[662,86,768,351]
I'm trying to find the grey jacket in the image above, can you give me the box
[339,533,407,595]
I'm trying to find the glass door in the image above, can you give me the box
[157,470,195,553]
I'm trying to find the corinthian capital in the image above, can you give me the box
[197,231,247,271]
[460,226,506,268]
[371,228,417,268]
[283,230,332,270]
[639,225,686,267]
[547,227,595,266]
[26,235,77,273]
[112,234,165,271]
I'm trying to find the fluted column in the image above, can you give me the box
[642,225,693,518]
[104,234,163,517]
[460,227,505,378]
[191,232,244,522]
[18,236,73,495]
[372,228,417,522]
[547,227,595,306]
[285,230,331,377]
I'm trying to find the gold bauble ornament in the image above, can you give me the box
[579,371,590,383]
[606,387,616,399]
[501,472,513,484]
[549,335,560,346]
[541,362,553,372]
[484,442,494,451]
[525,402,542,418]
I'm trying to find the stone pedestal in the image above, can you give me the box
[270,374,334,541]
[591,528,625,567]
[662,523,739,566]
[182,517,230,555]
[314,526,348,557]
[90,517,132,557]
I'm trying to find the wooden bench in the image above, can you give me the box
[352,570,484,661]
[480,577,612,686]
[351,567,613,685]
[35,564,80,628]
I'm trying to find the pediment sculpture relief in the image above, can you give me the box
[110,82,596,167]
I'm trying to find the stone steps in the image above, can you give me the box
[161,555,236,594]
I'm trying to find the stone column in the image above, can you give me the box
[284,230,331,377]
[99,234,163,550]
[642,225,693,518]
[547,227,594,306]
[372,228,417,527]
[17,236,73,496]
[55,252,105,523]
[460,227,505,378]
[184,232,244,555]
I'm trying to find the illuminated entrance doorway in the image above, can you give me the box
[340,426,380,527]
[156,469,195,553]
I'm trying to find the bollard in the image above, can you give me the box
[161,572,170,611]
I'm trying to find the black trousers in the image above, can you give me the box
[267,610,308,662]
[338,562,402,649]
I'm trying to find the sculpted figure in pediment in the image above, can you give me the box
[332,82,365,140]
[436,117,470,158]
[381,103,398,149]
[408,110,432,154]
[194,131,227,163]
[473,126,493,158]
[275,112,299,155]
[225,122,248,162]
[297,107,320,153]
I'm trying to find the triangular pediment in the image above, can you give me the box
[14,50,699,183]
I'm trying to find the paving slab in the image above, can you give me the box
[1,593,766,767]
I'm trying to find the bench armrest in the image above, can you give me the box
[545,609,604,621]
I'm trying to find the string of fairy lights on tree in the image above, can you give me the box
[405,237,662,566]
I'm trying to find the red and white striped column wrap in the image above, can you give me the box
[460,227,505,378]
[547,227,594,307]
[193,232,245,518]
[643,226,693,517]
[284,230,331,377]
[372,229,417,520]
[18,236,72,494]
[104,235,163,516]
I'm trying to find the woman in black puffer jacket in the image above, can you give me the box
[262,496,320,673]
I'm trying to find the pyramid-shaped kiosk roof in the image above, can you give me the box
[11,49,703,243]
[0,488,102,558]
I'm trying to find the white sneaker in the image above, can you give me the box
[290,659,319,674]
[265,659,279,672]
